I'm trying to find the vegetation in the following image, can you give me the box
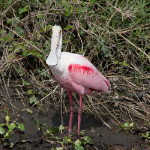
[0,0,150,149]
[118,122,135,132]
[34,120,94,150]
[0,109,25,148]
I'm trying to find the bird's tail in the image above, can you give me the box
[102,75,111,94]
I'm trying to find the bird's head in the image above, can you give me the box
[46,25,62,66]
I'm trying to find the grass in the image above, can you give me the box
[0,0,150,148]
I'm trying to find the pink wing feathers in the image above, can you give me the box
[68,58,111,94]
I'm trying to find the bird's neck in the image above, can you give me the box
[56,32,62,60]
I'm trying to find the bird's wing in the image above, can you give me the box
[68,57,110,93]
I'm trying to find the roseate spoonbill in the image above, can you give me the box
[46,25,111,135]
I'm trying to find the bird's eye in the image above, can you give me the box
[59,30,61,34]
[51,29,53,32]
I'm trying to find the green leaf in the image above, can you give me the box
[0,123,5,127]
[129,123,134,127]
[0,30,6,34]
[21,140,27,143]
[64,12,71,16]
[142,133,145,138]
[63,39,70,43]
[17,67,23,76]
[15,26,24,36]
[89,0,95,4]
[83,136,94,144]
[29,51,41,57]
[74,139,82,146]
[123,122,129,127]
[79,50,82,54]
[22,50,29,56]
[22,80,31,86]
[121,61,129,66]
[114,61,119,64]
[4,109,8,115]
[63,136,72,143]
[7,123,17,131]
[56,148,63,150]
[4,132,10,138]
[5,115,10,125]
[101,45,110,57]
[64,5,73,16]
[46,25,53,31]
[9,142,14,148]
[64,25,73,30]
[0,38,3,42]
[146,132,150,137]
[23,108,33,113]
[59,125,64,131]
[18,8,23,14]
[4,142,9,146]
[74,145,84,150]
[12,17,20,27]
[29,96,38,105]
[77,7,88,13]
[18,123,25,131]
[47,126,58,134]
[80,130,85,135]
[28,90,33,95]
[7,20,10,24]
[35,119,40,128]
[41,25,53,32]
[23,5,28,12]
[0,126,5,134]
[37,12,43,18]
[43,123,47,126]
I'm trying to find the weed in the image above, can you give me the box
[118,122,134,132]
[141,122,150,142]
[34,120,94,149]
[142,131,150,142]
[0,109,25,148]
[29,96,39,106]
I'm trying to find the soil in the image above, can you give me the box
[0,86,150,150]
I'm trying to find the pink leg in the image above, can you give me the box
[78,95,82,135]
[68,92,74,133]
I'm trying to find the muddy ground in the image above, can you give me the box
[0,86,150,150]
[0,98,150,150]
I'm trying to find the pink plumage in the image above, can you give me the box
[46,25,111,135]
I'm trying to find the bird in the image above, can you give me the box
[46,25,111,135]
